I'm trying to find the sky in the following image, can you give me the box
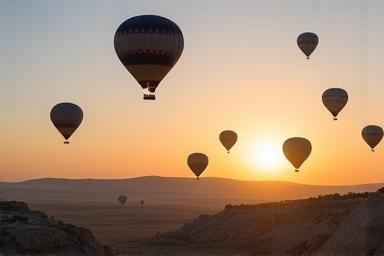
[0,0,384,184]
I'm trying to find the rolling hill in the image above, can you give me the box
[0,176,382,207]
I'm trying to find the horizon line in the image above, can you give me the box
[1,175,383,187]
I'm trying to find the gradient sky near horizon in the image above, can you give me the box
[1,0,384,184]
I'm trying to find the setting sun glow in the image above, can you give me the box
[250,140,284,173]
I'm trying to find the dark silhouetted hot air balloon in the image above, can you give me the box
[187,153,208,180]
[50,103,83,144]
[283,137,312,172]
[118,195,127,205]
[114,15,184,100]
[297,32,318,59]
[322,88,348,120]
[219,130,238,153]
[362,125,383,152]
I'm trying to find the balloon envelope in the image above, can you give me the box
[283,137,312,172]
[219,130,238,153]
[362,125,383,151]
[114,15,184,99]
[118,195,127,205]
[322,88,348,120]
[297,32,318,59]
[50,103,83,143]
[187,153,208,180]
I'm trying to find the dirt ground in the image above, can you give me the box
[29,201,219,245]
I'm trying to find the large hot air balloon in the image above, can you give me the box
[114,15,184,100]
[297,32,318,59]
[50,103,83,144]
[187,153,208,180]
[219,130,238,153]
[362,125,383,152]
[118,195,127,205]
[283,137,312,172]
[322,88,348,120]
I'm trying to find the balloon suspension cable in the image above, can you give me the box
[64,140,70,144]
[295,169,299,173]
[333,117,338,121]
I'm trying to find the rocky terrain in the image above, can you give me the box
[0,201,110,256]
[113,190,384,255]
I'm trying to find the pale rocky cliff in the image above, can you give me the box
[0,201,110,256]
[114,191,384,255]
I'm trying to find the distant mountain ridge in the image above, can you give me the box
[0,176,383,207]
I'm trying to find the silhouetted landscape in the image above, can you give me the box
[113,190,384,255]
[3,188,384,255]
[1,176,384,251]
[1,176,382,205]
[0,201,109,255]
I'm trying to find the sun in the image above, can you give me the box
[249,140,284,173]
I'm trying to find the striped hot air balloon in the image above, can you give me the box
[114,15,184,100]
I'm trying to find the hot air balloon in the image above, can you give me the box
[322,88,348,120]
[219,130,238,153]
[50,103,83,144]
[187,153,208,180]
[114,15,184,100]
[362,125,383,152]
[283,137,312,172]
[118,195,127,205]
[297,32,318,59]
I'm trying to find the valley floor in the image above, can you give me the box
[29,201,219,245]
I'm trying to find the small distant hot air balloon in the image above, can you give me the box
[297,32,318,59]
[219,130,238,153]
[140,200,145,205]
[283,137,312,172]
[187,153,208,180]
[322,88,348,120]
[50,103,83,144]
[362,125,383,152]
[114,15,184,100]
[118,195,127,205]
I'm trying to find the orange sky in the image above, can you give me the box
[0,1,383,184]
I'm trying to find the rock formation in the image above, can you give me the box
[114,191,384,255]
[0,201,110,256]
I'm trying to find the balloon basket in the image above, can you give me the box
[144,94,156,100]
[64,141,70,144]
[295,169,299,173]
[333,117,338,121]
